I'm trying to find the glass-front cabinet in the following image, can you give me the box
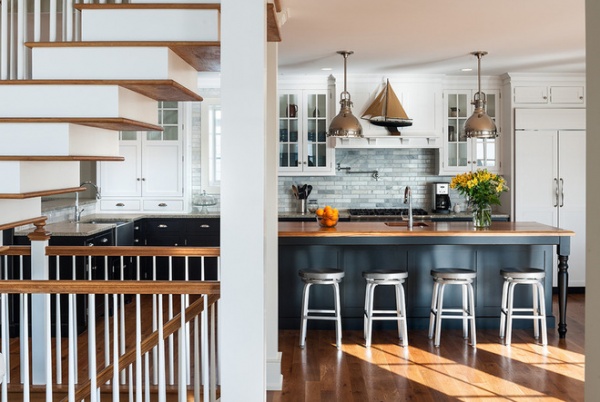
[441,90,501,174]
[278,90,333,175]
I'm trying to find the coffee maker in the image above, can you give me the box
[432,182,451,214]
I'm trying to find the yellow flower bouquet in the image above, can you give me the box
[450,169,509,227]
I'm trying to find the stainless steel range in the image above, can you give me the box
[348,208,429,221]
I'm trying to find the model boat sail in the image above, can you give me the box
[361,79,413,135]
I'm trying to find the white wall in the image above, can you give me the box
[585,0,600,398]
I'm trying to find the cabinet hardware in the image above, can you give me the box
[158,224,168,228]
[559,178,564,207]
[100,238,108,243]
[88,243,94,247]
[137,178,141,181]
[116,203,125,207]
[159,203,167,207]
[201,224,210,228]
[554,178,559,207]
[142,178,146,181]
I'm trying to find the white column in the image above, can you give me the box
[220,0,267,400]
[265,41,282,390]
[585,0,600,399]
[28,222,51,384]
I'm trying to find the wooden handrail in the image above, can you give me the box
[69,293,219,401]
[0,245,31,256]
[46,246,220,257]
[0,216,46,231]
[0,280,220,295]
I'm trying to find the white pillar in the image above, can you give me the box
[220,0,267,400]
[28,222,51,384]
[265,41,282,390]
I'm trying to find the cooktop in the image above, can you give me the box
[348,208,429,216]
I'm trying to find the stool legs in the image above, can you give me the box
[429,279,476,347]
[299,281,342,349]
[499,278,547,346]
[364,280,408,347]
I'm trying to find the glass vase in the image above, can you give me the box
[472,203,492,228]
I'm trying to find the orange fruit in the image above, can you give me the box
[316,208,324,217]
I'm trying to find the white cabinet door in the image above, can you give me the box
[100,140,141,197]
[142,140,182,197]
[558,130,586,286]
[515,129,586,286]
[550,86,585,104]
[513,86,549,104]
[515,130,558,227]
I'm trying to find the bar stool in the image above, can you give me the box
[363,270,409,347]
[298,269,344,349]
[499,268,547,346]
[428,268,477,347]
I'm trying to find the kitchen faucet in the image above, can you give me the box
[74,181,101,222]
[404,186,413,230]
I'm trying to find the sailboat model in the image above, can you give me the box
[361,79,413,135]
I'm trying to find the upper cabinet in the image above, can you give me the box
[513,85,585,106]
[278,89,333,175]
[439,89,501,175]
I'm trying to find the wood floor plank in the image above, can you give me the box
[269,294,585,401]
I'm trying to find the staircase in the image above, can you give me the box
[0,0,281,225]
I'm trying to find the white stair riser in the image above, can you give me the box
[0,161,79,193]
[81,9,219,42]
[0,198,41,226]
[0,86,157,124]
[0,124,119,156]
[32,47,199,90]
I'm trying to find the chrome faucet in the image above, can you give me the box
[74,181,101,222]
[404,186,413,230]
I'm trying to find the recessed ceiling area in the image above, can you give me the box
[276,0,586,76]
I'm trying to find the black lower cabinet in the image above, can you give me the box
[140,218,220,281]
[12,229,114,337]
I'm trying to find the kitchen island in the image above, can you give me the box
[279,221,574,338]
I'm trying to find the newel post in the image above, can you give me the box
[27,219,51,384]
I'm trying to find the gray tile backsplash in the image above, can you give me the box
[278,148,464,213]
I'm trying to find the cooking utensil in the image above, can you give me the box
[306,185,312,198]
[292,185,299,199]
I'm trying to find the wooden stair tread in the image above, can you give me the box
[0,80,203,102]
[26,41,221,72]
[0,156,125,162]
[0,117,162,132]
[0,186,86,200]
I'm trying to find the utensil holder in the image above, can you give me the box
[298,199,307,215]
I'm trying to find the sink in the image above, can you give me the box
[81,219,129,226]
[385,221,429,227]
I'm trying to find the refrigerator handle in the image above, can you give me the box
[559,178,564,207]
[554,178,559,207]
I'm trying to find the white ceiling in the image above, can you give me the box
[276,0,586,77]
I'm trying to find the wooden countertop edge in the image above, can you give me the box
[278,221,575,237]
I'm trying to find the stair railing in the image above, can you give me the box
[0,0,128,80]
[0,244,221,402]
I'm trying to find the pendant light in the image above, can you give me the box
[464,51,498,139]
[327,51,363,138]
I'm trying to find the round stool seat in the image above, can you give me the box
[431,268,477,280]
[500,268,545,280]
[363,270,408,281]
[299,269,344,282]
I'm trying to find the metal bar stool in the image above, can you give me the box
[363,270,409,347]
[299,269,344,349]
[499,268,547,346]
[428,268,477,347]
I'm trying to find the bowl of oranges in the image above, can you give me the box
[316,205,339,228]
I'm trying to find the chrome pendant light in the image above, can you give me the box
[328,51,363,138]
[464,51,498,139]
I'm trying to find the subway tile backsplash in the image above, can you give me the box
[278,148,465,213]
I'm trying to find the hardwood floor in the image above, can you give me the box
[268,294,585,402]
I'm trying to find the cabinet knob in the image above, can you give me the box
[134,239,139,243]
[100,238,109,243]
[136,178,141,181]
[580,96,584,100]
[142,178,146,181]
[543,96,548,100]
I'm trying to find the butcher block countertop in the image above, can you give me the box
[278,221,574,238]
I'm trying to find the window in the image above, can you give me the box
[201,98,221,193]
